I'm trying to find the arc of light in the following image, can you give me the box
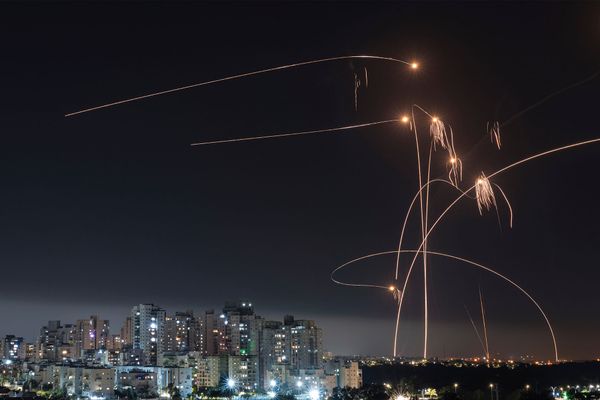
[190,120,398,146]
[65,55,411,117]
[331,249,559,362]
[396,137,600,361]
[492,183,513,228]
[394,178,475,279]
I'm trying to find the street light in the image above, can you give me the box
[309,388,320,400]
[454,383,459,393]
[227,378,236,389]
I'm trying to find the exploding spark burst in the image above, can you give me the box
[429,117,448,150]
[475,173,497,214]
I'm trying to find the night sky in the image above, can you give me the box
[1,3,599,360]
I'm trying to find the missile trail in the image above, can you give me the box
[331,249,558,361]
[190,120,398,146]
[65,55,412,117]
[395,136,600,361]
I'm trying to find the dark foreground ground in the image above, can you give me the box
[362,361,600,398]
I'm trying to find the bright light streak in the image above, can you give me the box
[65,55,412,117]
[331,248,561,361]
[190,119,398,147]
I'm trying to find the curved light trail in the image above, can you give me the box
[65,55,413,117]
[331,249,559,361]
[395,137,600,361]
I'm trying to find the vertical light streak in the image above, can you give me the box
[465,305,487,357]
[479,286,491,361]
[422,143,433,359]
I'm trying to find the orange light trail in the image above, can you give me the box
[330,249,559,362]
[395,137,600,361]
[65,55,412,117]
[189,119,399,146]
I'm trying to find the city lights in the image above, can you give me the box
[309,388,320,400]
[227,378,236,389]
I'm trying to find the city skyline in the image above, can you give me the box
[1,2,599,362]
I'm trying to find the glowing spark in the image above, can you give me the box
[488,121,501,149]
[411,62,419,70]
[400,115,410,124]
[475,173,497,214]
[429,117,448,149]
[65,55,412,117]
[447,155,463,187]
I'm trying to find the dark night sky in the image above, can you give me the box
[1,2,599,360]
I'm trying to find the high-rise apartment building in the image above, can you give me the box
[164,311,202,353]
[131,304,166,365]
[1,335,25,360]
[76,316,110,351]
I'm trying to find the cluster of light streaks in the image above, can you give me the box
[488,121,501,149]
[475,173,497,214]
[66,51,599,362]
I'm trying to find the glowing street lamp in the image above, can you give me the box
[309,388,320,400]
[227,378,236,389]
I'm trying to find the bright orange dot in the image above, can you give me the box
[389,286,396,292]
[400,115,409,124]
[432,116,439,122]
[411,62,419,69]
[449,158,456,164]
